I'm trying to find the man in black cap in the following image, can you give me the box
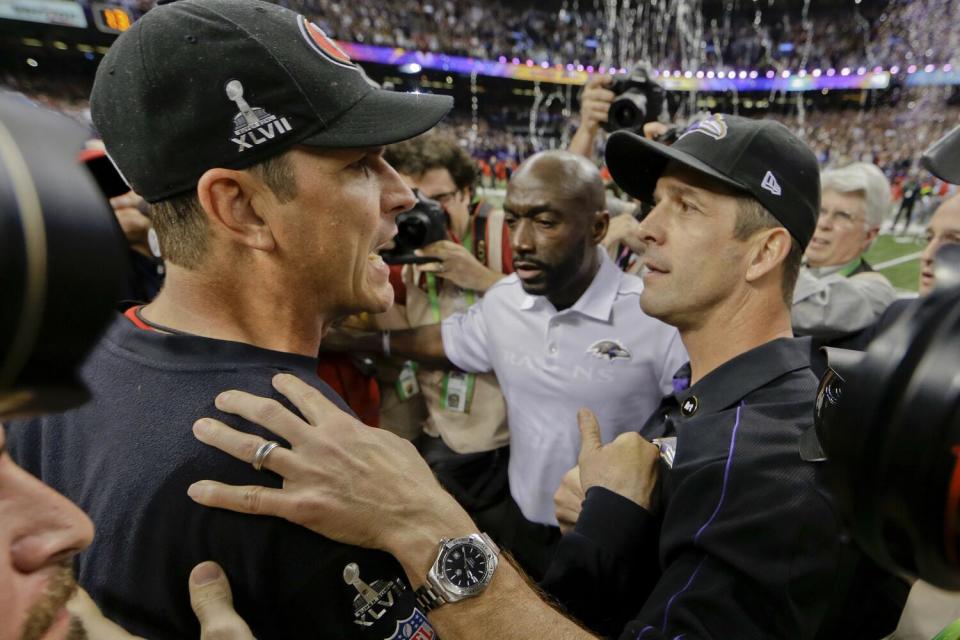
[181,113,906,638]
[5,0,452,638]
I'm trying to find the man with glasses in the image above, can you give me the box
[374,132,514,539]
[791,162,897,338]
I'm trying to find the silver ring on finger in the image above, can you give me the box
[252,440,281,472]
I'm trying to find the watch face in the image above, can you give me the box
[440,542,491,590]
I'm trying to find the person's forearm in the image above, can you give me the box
[388,325,451,366]
[569,126,600,160]
[475,267,507,293]
[386,510,598,640]
[430,560,598,639]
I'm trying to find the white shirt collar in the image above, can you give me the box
[519,248,621,322]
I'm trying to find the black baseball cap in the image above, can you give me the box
[91,0,453,203]
[605,114,821,249]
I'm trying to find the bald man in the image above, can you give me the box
[344,150,686,575]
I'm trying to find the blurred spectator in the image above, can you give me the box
[378,132,514,520]
[792,162,897,338]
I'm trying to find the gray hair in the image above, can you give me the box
[820,162,891,229]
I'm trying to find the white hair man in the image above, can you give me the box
[792,161,897,337]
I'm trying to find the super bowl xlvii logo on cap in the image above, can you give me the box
[677,113,728,142]
[587,339,632,361]
[298,16,359,71]
[761,171,783,196]
[225,80,293,153]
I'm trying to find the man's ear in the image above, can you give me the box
[862,226,880,252]
[196,168,277,252]
[591,210,610,245]
[745,226,792,284]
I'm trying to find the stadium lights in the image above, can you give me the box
[738,70,747,79]
[540,61,550,68]
[706,70,715,78]
[685,70,693,78]
[26,58,38,67]
[890,66,900,74]
[399,62,421,74]
[696,70,704,78]
[812,68,822,77]
[857,67,866,75]
[946,64,954,72]
[827,68,836,76]
[512,57,519,64]
[749,70,758,79]
[925,64,936,73]
[908,64,918,73]
[765,70,775,79]
[840,67,851,76]
[781,70,791,78]
[873,66,883,73]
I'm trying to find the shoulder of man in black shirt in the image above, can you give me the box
[6,315,432,639]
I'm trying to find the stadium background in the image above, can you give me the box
[3,0,956,292]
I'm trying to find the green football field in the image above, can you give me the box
[864,234,925,293]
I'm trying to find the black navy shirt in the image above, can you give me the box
[542,337,906,639]
[7,315,436,640]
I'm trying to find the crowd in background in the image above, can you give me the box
[7,65,959,210]
[79,0,956,72]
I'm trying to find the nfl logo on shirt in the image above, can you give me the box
[386,608,435,640]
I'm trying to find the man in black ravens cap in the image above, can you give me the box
[5,0,452,638]
[138,117,906,638]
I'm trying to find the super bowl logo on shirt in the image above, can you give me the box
[343,563,437,639]
[298,16,358,70]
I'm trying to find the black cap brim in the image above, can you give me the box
[301,90,453,148]
[605,130,748,202]
[921,124,960,185]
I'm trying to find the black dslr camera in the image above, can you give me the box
[0,92,126,418]
[602,63,666,135]
[808,124,960,590]
[380,190,447,265]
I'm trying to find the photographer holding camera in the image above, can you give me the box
[371,132,515,539]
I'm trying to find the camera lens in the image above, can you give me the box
[610,92,649,132]
[397,213,429,248]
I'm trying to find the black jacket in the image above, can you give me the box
[542,337,906,639]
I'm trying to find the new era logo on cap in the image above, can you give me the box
[761,171,782,196]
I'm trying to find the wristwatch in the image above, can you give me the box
[414,533,500,612]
